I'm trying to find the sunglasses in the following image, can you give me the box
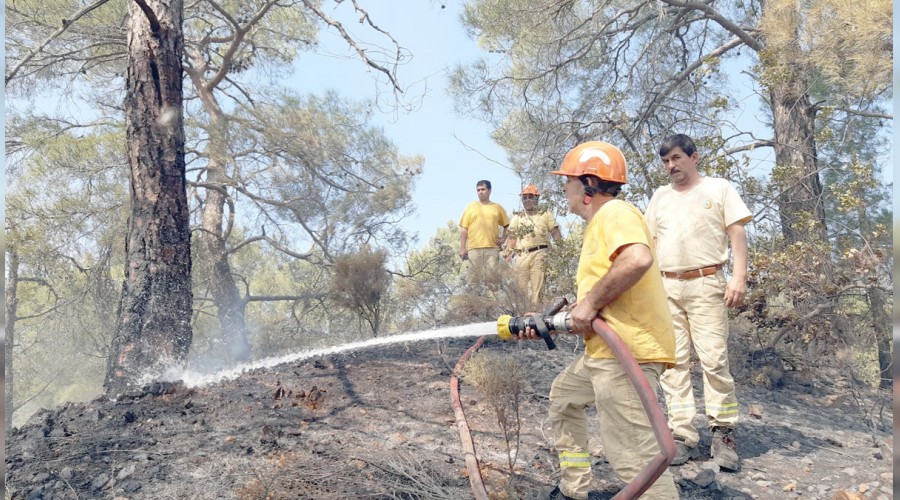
[522,194,539,199]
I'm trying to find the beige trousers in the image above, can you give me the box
[513,248,548,305]
[549,355,678,500]
[659,271,738,447]
[466,248,500,287]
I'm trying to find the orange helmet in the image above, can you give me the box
[520,184,540,196]
[549,141,627,184]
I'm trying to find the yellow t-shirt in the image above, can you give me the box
[576,200,675,365]
[459,201,510,249]
[509,211,558,249]
[644,177,752,273]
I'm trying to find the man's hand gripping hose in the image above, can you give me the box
[495,294,576,350]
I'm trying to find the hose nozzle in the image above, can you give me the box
[496,312,573,336]
[495,295,576,350]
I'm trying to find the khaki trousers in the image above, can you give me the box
[466,248,500,287]
[513,248,548,305]
[660,271,738,447]
[549,355,678,500]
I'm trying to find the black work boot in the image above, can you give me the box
[710,426,740,471]
[542,485,577,500]
[670,438,698,465]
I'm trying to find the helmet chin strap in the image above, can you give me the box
[579,175,596,205]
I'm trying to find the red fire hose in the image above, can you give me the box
[590,316,676,499]
[451,318,675,499]
[449,335,490,500]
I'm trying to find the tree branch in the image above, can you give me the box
[657,0,763,51]
[825,105,892,120]
[6,0,114,84]
[633,35,744,135]
[300,0,402,93]
[767,304,828,348]
[717,140,776,157]
[204,0,279,90]
[131,0,162,34]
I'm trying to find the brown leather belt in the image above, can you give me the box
[661,264,722,280]
[520,244,549,254]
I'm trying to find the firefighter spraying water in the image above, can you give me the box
[495,300,676,499]
[492,141,678,500]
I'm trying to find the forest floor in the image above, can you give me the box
[6,333,894,499]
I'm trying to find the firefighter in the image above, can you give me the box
[523,141,678,499]
[644,133,751,470]
[458,179,510,289]
[505,184,562,305]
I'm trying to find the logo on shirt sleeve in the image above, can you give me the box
[702,200,712,209]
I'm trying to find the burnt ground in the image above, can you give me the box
[6,334,894,500]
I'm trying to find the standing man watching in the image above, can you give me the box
[459,180,510,288]
[523,142,677,500]
[644,133,752,471]
[506,184,562,306]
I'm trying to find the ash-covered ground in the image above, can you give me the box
[6,335,893,499]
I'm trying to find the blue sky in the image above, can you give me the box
[286,1,527,249]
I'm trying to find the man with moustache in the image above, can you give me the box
[521,141,678,500]
[644,133,752,471]
[505,184,562,306]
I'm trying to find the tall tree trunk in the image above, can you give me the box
[191,79,252,362]
[105,0,192,394]
[200,160,252,362]
[769,87,828,245]
[5,249,19,430]
[764,4,828,246]
[867,286,892,388]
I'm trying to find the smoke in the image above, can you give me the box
[156,106,178,128]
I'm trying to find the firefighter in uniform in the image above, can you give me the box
[506,184,562,306]
[530,141,678,500]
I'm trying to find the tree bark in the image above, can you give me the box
[764,4,828,246]
[769,86,828,245]
[5,249,19,430]
[191,77,252,362]
[199,160,252,362]
[867,286,892,388]
[105,0,192,394]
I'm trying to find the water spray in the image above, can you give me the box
[495,294,576,350]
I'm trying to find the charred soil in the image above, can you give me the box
[6,335,894,499]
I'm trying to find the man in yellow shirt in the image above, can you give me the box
[459,180,510,288]
[506,184,562,305]
[524,142,677,500]
[644,134,751,471]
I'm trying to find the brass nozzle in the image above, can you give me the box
[496,314,513,340]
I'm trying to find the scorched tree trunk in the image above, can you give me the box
[105,0,192,394]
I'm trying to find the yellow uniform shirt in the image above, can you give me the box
[509,211,558,250]
[576,200,675,365]
[459,201,510,249]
